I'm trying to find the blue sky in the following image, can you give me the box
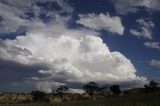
[0,0,160,93]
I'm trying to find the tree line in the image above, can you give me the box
[30,80,159,102]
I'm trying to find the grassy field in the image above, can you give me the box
[0,93,160,106]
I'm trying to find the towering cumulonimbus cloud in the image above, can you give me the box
[0,0,147,93]
[0,19,146,92]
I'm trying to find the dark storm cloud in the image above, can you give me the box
[0,59,49,92]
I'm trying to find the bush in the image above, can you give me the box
[31,91,48,102]
[110,85,121,95]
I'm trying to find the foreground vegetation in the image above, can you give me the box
[0,92,160,106]
[0,81,159,106]
[0,90,160,106]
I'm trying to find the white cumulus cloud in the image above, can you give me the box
[76,13,124,35]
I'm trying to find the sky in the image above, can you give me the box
[0,0,160,93]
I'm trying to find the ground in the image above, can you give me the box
[0,92,160,106]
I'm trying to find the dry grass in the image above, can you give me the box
[0,92,160,106]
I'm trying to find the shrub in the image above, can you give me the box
[31,91,47,102]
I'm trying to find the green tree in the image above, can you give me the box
[144,80,159,92]
[97,84,110,95]
[31,91,46,102]
[56,85,69,94]
[110,85,121,95]
[149,80,159,88]
[83,82,99,98]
